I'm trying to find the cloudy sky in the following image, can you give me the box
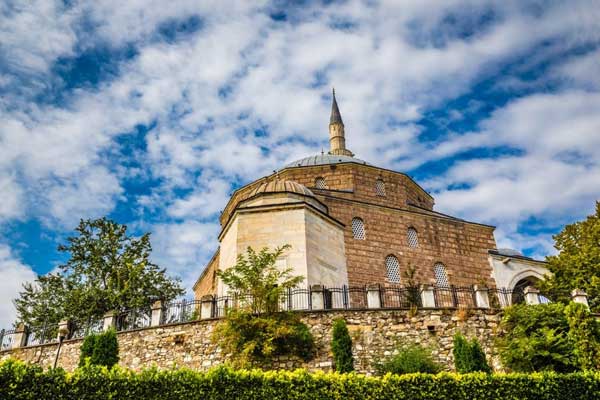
[1,0,599,326]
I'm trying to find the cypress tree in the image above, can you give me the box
[78,333,97,367]
[90,329,119,368]
[331,319,354,373]
[453,333,491,373]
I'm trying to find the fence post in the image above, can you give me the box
[13,323,29,348]
[310,285,324,310]
[420,284,436,308]
[103,311,117,331]
[571,289,589,308]
[366,284,382,309]
[57,320,70,340]
[201,295,214,319]
[151,300,164,326]
[524,286,540,305]
[474,285,490,309]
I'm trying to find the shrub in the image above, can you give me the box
[375,343,441,375]
[213,311,314,367]
[331,318,354,373]
[453,333,491,373]
[90,329,119,368]
[496,303,576,372]
[565,302,600,370]
[78,333,97,367]
[3,359,600,400]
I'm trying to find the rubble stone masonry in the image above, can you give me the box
[1,309,502,374]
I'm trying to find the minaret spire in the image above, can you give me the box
[328,88,353,156]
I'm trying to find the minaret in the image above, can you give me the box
[328,88,354,156]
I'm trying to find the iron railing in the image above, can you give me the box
[162,300,202,324]
[115,309,152,331]
[0,328,17,350]
[0,285,547,348]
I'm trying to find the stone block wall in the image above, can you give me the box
[0,309,502,374]
[199,162,497,297]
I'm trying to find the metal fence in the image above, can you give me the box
[0,284,545,349]
[0,328,17,350]
[162,300,202,324]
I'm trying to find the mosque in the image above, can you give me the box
[193,91,548,301]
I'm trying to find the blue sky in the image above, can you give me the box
[1,0,599,325]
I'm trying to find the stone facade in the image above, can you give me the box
[488,250,549,290]
[215,190,349,296]
[0,309,502,374]
[192,93,547,299]
[196,160,497,296]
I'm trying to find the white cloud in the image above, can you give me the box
[425,90,600,254]
[1,0,599,289]
[0,244,36,327]
[167,174,231,219]
[151,221,220,292]
[0,174,24,220]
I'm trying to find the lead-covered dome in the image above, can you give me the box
[283,153,370,169]
[248,179,315,198]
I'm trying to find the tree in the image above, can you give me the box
[78,329,120,368]
[213,245,314,367]
[14,218,183,339]
[91,329,119,368]
[453,333,491,373]
[79,334,97,367]
[216,245,303,315]
[496,303,577,372]
[331,319,354,373]
[539,202,600,311]
[564,302,600,370]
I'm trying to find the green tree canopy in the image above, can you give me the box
[216,245,303,315]
[539,202,600,311]
[14,218,183,338]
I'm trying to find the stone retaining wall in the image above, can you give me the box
[0,308,502,374]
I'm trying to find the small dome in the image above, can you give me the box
[283,153,370,168]
[249,180,315,198]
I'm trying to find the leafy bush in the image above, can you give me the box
[213,310,314,367]
[79,329,119,368]
[3,359,600,400]
[565,302,600,370]
[375,343,441,375]
[212,246,314,366]
[453,333,492,373]
[78,333,97,367]
[91,329,119,368]
[496,303,576,372]
[331,318,354,373]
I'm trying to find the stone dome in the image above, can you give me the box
[283,153,370,169]
[248,179,315,198]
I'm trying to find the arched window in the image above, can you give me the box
[434,262,450,288]
[375,178,386,196]
[407,227,418,248]
[385,255,401,284]
[351,217,366,240]
[315,177,327,189]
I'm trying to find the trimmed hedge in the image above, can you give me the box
[1,359,600,400]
